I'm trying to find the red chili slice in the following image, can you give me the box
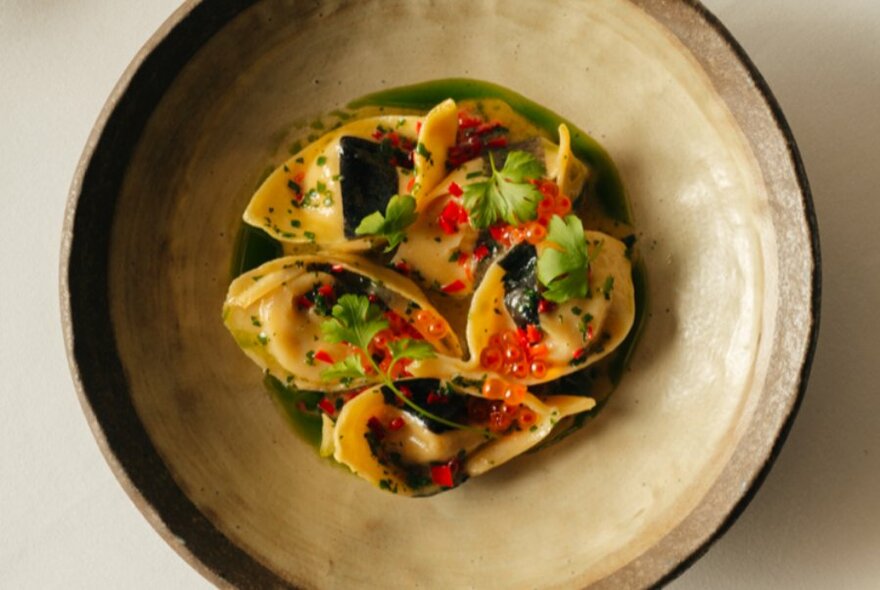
[441,280,466,294]
[431,464,455,488]
[317,398,335,416]
[314,350,334,364]
[473,244,490,261]
[317,284,335,298]
[448,181,463,197]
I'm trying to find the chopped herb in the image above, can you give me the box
[466,170,483,179]
[316,155,327,166]
[250,316,261,327]
[294,157,305,164]
[304,231,316,242]
[290,220,301,228]
[416,142,433,163]
[305,350,316,366]
[287,180,301,193]
[579,313,594,341]
[571,306,583,316]
[257,332,270,345]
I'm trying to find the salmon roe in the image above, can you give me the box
[479,325,550,380]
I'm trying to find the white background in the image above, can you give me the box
[1,0,877,587]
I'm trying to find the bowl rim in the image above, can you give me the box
[59,0,820,588]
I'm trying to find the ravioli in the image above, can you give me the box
[224,96,637,496]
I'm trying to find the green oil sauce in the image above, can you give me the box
[230,78,647,448]
[262,373,324,448]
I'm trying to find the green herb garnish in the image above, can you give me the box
[537,215,599,303]
[354,194,417,252]
[319,294,486,434]
[462,151,544,229]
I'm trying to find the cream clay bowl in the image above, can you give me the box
[61,0,819,587]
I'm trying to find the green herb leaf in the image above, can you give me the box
[537,215,598,303]
[354,194,418,252]
[462,151,544,229]
[387,338,436,363]
[320,294,388,350]
[321,355,368,381]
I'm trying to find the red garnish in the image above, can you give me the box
[486,137,508,149]
[441,280,467,294]
[438,217,456,235]
[415,121,423,134]
[314,350,334,365]
[406,176,416,193]
[388,417,405,431]
[297,295,313,309]
[448,181,463,197]
[330,264,344,274]
[430,462,456,488]
[398,385,413,399]
[317,398,336,416]
[394,260,411,275]
[371,129,384,140]
[458,111,482,129]
[438,200,468,234]
[473,244,490,261]
[476,121,502,135]
[537,298,556,314]
[488,224,507,242]
[457,252,470,266]
[317,284,335,298]
[526,324,543,344]
[572,347,586,361]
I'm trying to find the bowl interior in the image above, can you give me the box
[66,0,815,587]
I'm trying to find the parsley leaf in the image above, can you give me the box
[537,215,599,303]
[354,194,417,252]
[320,294,388,350]
[321,355,368,381]
[387,338,436,363]
[462,151,544,229]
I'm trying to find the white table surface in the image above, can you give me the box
[1,0,878,587]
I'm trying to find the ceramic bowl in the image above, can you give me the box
[61,0,819,587]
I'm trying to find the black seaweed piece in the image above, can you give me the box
[380,379,468,434]
[302,263,392,312]
[499,243,540,328]
[529,366,596,398]
[339,136,399,237]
